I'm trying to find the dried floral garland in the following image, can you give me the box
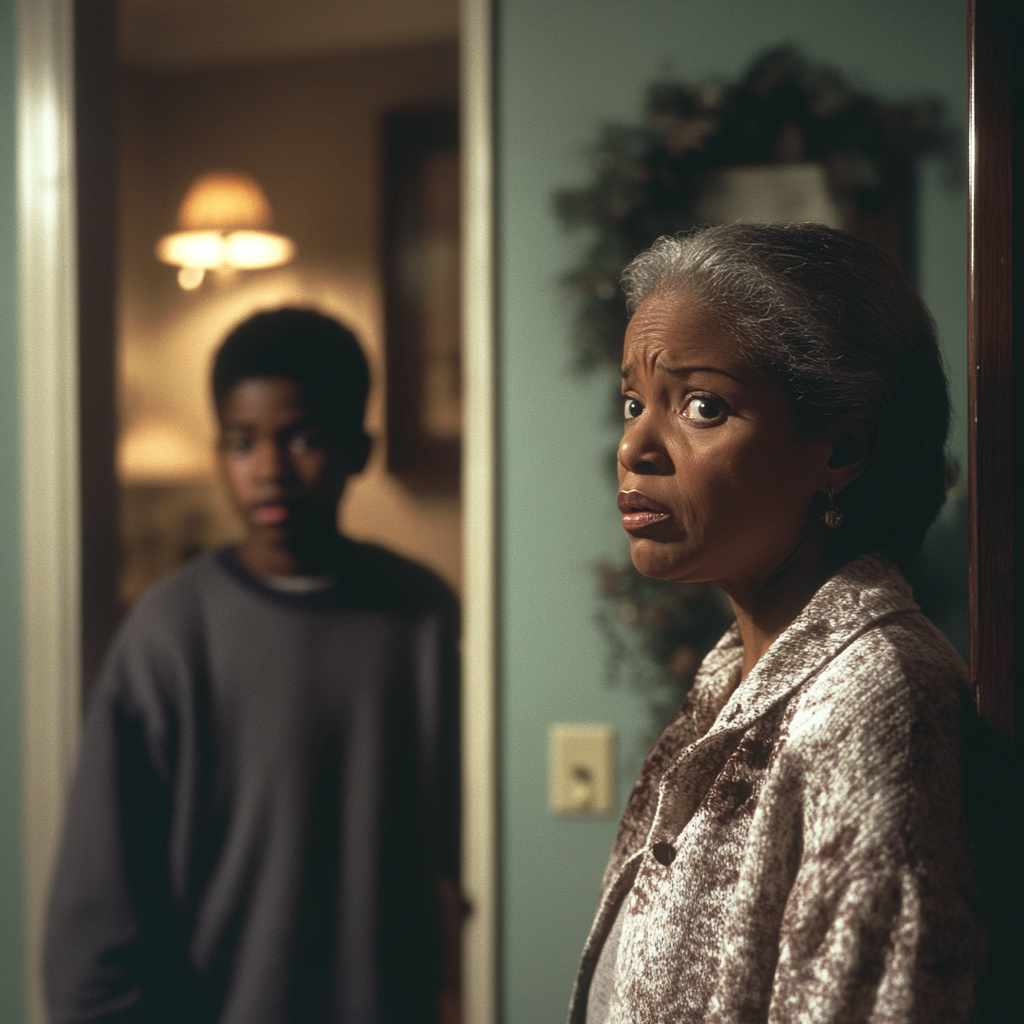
[559,47,955,734]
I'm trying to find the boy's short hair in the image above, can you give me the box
[213,307,370,436]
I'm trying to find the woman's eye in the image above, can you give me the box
[682,396,725,423]
[624,397,643,420]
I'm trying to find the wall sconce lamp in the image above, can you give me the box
[155,171,296,290]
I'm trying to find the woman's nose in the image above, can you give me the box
[618,425,672,475]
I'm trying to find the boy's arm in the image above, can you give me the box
[44,651,183,1024]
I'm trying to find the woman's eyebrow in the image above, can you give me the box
[620,362,746,384]
[653,360,745,383]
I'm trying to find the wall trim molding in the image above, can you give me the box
[16,0,81,1019]
[459,0,498,1020]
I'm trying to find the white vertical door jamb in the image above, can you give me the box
[459,0,498,1021]
[16,0,81,1021]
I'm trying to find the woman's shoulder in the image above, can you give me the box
[813,602,966,705]
[786,600,967,781]
[805,551,965,690]
[773,553,966,767]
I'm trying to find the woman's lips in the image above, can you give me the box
[617,490,672,532]
[252,502,290,526]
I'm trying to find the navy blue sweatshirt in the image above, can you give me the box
[44,542,459,1024]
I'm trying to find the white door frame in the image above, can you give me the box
[459,1,499,1021]
[16,1,81,1021]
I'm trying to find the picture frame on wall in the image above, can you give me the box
[383,107,461,490]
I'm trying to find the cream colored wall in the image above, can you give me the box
[118,42,462,593]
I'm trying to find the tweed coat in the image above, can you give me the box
[568,553,984,1024]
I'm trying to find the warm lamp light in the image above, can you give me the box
[155,171,296,289]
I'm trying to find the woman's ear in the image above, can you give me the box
[826,424,870,494]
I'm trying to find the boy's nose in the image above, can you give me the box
[253,439,290,481]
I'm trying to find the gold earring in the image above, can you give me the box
[822,483,844,529]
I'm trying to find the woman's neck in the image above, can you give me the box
[726,534,842,680]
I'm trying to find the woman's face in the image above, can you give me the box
[618,291,833,599]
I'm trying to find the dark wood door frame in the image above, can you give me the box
[968,0,1017,742]
[75,0,121,703]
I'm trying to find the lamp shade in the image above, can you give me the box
[176,172,273,231]
[155,171,296,288]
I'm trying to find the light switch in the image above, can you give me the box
[549,724,615,816]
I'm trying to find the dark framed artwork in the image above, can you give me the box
[383,108,461,490]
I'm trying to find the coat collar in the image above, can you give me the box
[647,553,919,840]
[700,552,918,740]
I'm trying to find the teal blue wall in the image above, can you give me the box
[0,0,24,1021]
[495,2,967,1020]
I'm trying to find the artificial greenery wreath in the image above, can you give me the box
[555,45,956,373]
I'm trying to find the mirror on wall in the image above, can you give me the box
[58,6,473,1020]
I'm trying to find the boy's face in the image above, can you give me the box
[217,376,357,572]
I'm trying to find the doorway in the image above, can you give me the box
[20,2,498,1022]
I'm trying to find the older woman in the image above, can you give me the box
[571,224,984,1024]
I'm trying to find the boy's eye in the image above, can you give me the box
[223,435,252,454]
[624,397,643,420]
[682,396,725,424]
[288,432,319,455]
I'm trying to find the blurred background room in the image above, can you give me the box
[114,0,462,618]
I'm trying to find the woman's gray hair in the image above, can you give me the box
[621,223,950,568]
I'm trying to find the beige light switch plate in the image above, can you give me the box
[549,724,615,816]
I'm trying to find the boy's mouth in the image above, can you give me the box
[252,502,290,526]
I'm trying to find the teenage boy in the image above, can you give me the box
[45,308,460,1024]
